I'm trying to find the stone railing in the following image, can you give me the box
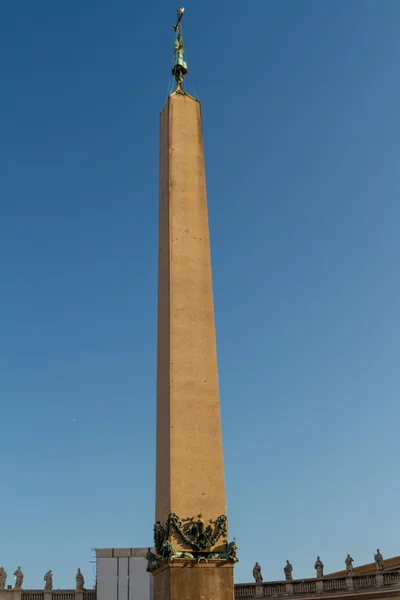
[235,585,256,598]
[385,573,400,586]
[263,584,286,596]
[353,575,377,589]
[293,582,317,594]
[323,578,347,592]
[234,570,400,598]
[0,591,95,600]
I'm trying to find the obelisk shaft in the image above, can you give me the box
[156,92,227,540]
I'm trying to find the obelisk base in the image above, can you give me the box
[153,560,235,600]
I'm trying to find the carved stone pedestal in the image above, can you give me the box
[346,576,354,590]
[316,580,324,593]
[44,592,52,600]
[153,559,235,600]
[286,583,294,594]
[255,584,264,598]
[376,574,384,587]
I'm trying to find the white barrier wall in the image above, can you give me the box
[96,548,153,600]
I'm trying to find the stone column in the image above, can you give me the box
[155,91,227,540]
[153,90,233,600]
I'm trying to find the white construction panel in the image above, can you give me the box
[97,557,118,600]
[129,556,152,600]
[118,557,129,600]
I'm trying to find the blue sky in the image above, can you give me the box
[1,0,400,589]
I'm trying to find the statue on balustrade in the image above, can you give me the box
[314,557,324,578]
[44,570,53,591]
[284,560,293,582]
[375,549,384,572]
[253,562,263,584]
[13,566,23,589]
[76,568,85,591]
[0,567,7,589]
[345,554,354,576]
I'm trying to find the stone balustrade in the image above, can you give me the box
[0,591,95,600]
[234,571,400,599]
[386,574,400,586]
[322,577,346,592]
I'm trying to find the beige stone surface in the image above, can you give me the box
[154,561,234,600]
[96,547,150,558]
[156,91,227,550]
[130,547,152,558]
[112,548,131,557]
[96,549,113,558]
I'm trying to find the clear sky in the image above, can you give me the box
[1,0,399,590]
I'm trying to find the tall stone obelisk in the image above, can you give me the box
[149,10,237,600]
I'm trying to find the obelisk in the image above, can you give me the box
[149,10,237,600]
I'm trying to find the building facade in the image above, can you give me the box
[235,559,400,600]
